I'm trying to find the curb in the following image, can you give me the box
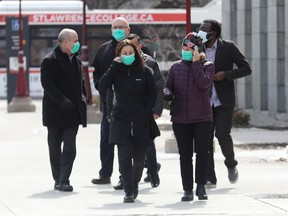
[235,143,288,150]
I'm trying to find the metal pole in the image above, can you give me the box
[16,0,28,96]
[81,0,92,104]
[186,0,191,34]
[153,37,157,59]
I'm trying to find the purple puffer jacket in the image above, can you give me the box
[164,59,214,123]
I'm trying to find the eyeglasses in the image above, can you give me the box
[112,26,128,30]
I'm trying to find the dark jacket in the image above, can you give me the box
[40,46,87,128]
[92,37,118,103]
[99,61,156,144]
[164,60,214,124]
[106,52,164,120]
[212,39,252,107]
[142,53,164,116]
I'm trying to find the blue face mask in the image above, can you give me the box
[113,29,126,41]
[182,50,193,61]
[122,54,135,65]
[71,42,80,54]
[198,30,208,43]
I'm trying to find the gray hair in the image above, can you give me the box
[58,28,76,43]
[112,17,129,27]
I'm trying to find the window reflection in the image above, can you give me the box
[0,28,5,37]
[31,28,61,37]
[30,27,60,66]
[30,39,57,67]
[0,27,5,67]
[0,40,6,66]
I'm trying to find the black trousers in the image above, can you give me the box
[47,126,79,184]
[207,106,238,184]
[99,103,114,177]
[172,121,212,191]
[145,139,158,173]
[117,123,147,194]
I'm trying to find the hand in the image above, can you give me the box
[114,56,122,63]
[193,50,200,62]
[164,93,173,101]
[86,98,93,105]
[214,71,225,81]
[61,98,75,110]
[153,114,160,120]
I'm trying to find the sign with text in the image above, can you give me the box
[0,12,187,25]
[6,16,29,103]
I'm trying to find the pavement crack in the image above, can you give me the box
[248,194,288,213]
[0,200,17,216]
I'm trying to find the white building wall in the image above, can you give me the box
[222,0,288,123]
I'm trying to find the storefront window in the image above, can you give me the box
[0,27,6,67]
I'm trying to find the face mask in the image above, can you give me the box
[182,50,193,61]
[113,29,126,41]
[122,54,135,65]
[71,42,80,54]
[198,30,208,43]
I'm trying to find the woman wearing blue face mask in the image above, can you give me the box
[99,40,156,203]
[164,32,215,202]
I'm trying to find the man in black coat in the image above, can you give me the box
[198,19,252,188]
[91,17,130,185]
[41,28,87,192]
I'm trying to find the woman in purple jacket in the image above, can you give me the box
[164,32,215,201]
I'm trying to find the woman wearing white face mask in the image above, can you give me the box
[164,32,215,202]
[99,40,156,203]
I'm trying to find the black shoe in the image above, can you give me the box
[144,163,161,183]
[123,192,134,203]
[114,178,124,190]
[54,182,60,190]
[143,172,150,182]
[228,167,238,184]
[150,171,160,188]
[196,185,208,200]
[133,187,139,199]
[59,183,73,192]
[205,181,217,189]
[91,176,111,184]
[157,163,161,171]
[181,190,193,201]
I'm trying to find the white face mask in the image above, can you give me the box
[198,30,208,43]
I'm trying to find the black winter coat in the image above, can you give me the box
[142,53,164,116]
[211,39,252,107]
[40,46,87,128]
[92,37,118,103]
[99,61,156,144]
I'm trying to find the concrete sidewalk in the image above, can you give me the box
[0,100,288,216]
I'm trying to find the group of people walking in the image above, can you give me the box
[40,17,251,203]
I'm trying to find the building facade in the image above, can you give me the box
[222,0,288,127]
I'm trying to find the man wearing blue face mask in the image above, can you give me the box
[41,28,87,192]
[92,17,130,185]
